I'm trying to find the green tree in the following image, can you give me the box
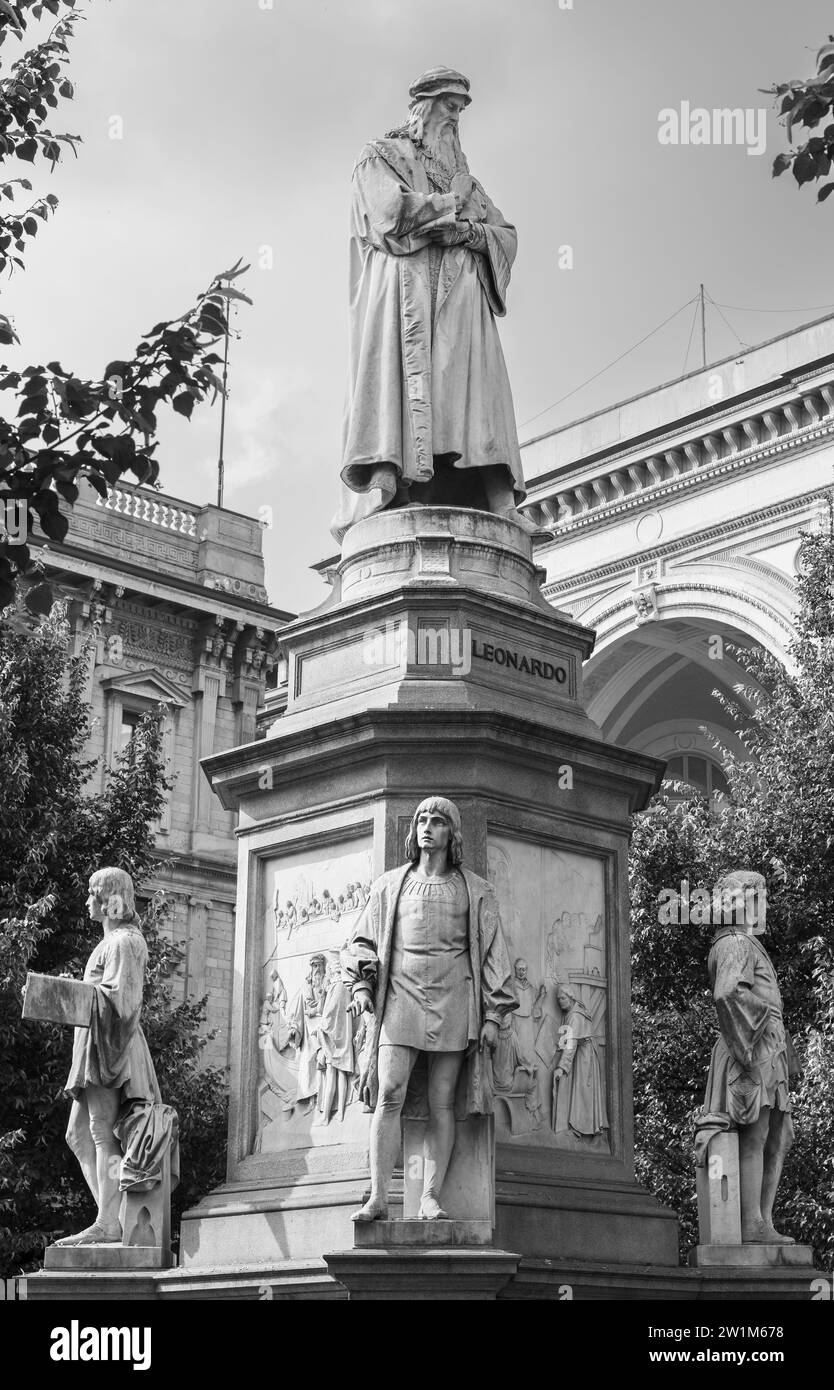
[0,1,250,610]
[0,603,226,1276]
[630,514,834,1268]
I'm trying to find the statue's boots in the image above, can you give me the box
[55,1220,123,1247]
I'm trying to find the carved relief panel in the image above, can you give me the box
[255,837,374,1154]
[487,833,610,1153]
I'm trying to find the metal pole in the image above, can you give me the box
[217,296,231,509]
[699,283,707,368]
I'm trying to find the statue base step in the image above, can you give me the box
[326,1245,519,1299]
[353,1219,493,1248]
[44,1244,171,1271]
[689,1243,814,1268]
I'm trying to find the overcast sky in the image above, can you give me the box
[4,0,834,611]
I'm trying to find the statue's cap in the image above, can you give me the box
[409,66,471,106]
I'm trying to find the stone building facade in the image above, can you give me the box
[31,479,292,1069]
[520,314,834,794]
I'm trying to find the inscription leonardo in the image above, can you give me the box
[471,638,568,684]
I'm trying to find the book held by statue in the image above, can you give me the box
[22,973,94,1027]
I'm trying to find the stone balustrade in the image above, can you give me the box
[96,487,198,537]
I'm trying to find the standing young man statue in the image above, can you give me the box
[343,796,517,1222]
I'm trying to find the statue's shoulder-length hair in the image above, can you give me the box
[88,866,140,926]
[404,797,463,868]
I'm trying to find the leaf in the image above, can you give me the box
[54,479,78,505]
[171,392,195,419]
[111,435,136,470]
[23,581,54,616]
[215,258,251,281]
[213,285,253,307]
[85,472,109,499]
[16,138,38,164]
[817,182,834,202]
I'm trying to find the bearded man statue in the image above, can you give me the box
[332,66,528,541]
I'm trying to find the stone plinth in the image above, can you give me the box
[690,1243,814,1268]
[325,1246,520,1300]
[44,1245,170,1272]
[179,506,680,1282]
[353,1219,493,1248]
[696,1131,742,1245]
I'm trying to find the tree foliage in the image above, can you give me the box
[0,604,226,1276]
[0,0,251,611]
[767,38,834,201]
[631,516,834,1267]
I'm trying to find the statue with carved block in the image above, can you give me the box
[22,867,179,1267]
[343,797,517,1227]
[692,870,812,1268]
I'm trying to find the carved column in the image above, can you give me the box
[186,894,213,1002]
[191,616,232,839]
[231,625,279,747]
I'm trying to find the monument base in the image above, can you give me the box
[353,1219,493,1248]
[689,1243,814,1268]
[324,1245,520,1300]
[44,1243,171,1271]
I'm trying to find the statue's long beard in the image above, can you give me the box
[422,122,469,174]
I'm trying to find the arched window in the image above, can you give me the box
[663,754,728,799]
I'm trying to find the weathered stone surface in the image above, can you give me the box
[44,1245,170,1272]
[325,1246,520,1300]
[181,505,678,1276]
[22,973,93,1028]
[696,1131,742,1245]
[353,1219,493,1248]
[690,1243,814,1268]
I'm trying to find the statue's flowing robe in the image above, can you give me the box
[552,1003,608,1137]
[65,925,179,1191]
[66,927,158,1102]
[341,864,517,1120]
[695,928,797,1164]
[333,136,525,540]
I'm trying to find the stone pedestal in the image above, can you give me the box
[353,1218,493,1247]
[178,507,680,1280]
[696,1131,742,1245]
[325,1244,520,1300]
[690,1243,814,1268]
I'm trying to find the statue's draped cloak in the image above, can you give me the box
[695,928,797,1164]
[65,925,179,1192]
[333,137,525,540]
[341,864,518,1120]
[553,1002,609,1138]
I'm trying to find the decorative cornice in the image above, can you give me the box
[526,383,834,537]
[542,492,828,599]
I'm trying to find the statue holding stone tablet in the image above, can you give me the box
[23,867,178,1254]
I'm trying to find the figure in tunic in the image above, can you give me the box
[333,66,528,541]
[343,796,517,1221]
[49,868,177,1246]
[695,870,800,1244]
[551,982,609,1138]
